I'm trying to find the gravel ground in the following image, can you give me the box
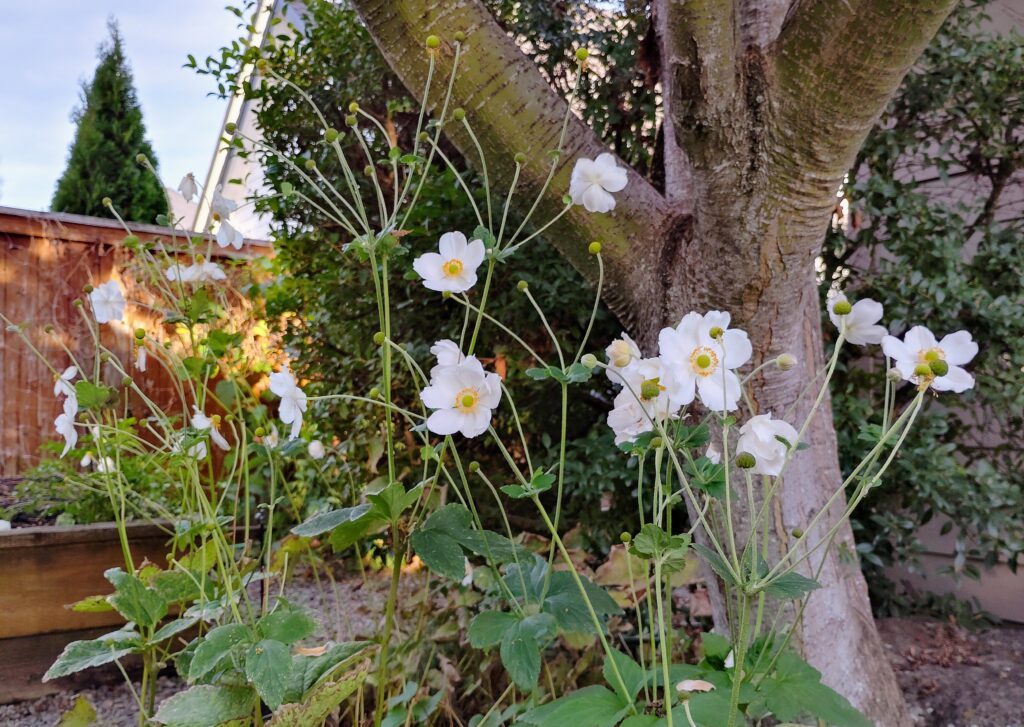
[2,572,1021,726]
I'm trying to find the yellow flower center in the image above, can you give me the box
[443,259,464,277]
[640,378,664,401]
[455,387,479,412]
[690,346,719,377]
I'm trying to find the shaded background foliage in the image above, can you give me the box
[202,0,1022,606]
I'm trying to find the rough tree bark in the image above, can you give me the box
[348,1,959,724]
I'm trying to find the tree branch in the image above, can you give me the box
[348,0,676,330]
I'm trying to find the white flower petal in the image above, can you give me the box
[939,330,978,366]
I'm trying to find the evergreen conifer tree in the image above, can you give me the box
[52,20,167,222]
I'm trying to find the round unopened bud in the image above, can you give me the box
[913,363,933,379]
[369,387,381,399]
[372,331,386,345]
[575,48,589,62]
[325,127,339,143]
[620,531,631,544]
[255,59,269,72]
[394,441,406,452]
[122,377,132,388]
[454,31,466,42]
[588,241,602,255]
[737,452,757,469]
[83,284,94,294]
[640,379,661,400]
[792,528,804,538]
[468,461,480,473]
[348,101,359,113]
[832,300,852,316]
[345,114,357,127]
[517,280,529,292]
[134,327,146,340]
[99,353,111,363]
[886,367,902,382]
[164,341,172,349]
[225,122,237,134]
[44,324,55,333]
[650,436,664,448]
[73,298,83,307]
[425,35,441,49]
[929,359,949,376]
[304,158,316,170]
[581,353,598,369]
[775,353,797,371]
[709,326,724,339]
[452,108,465,121]
[363,165,374,176]
[254,426,266,437]
[135,153,147,164]
[123,234,139,248]
[441,290,452,299]
[102,197,113,208]
[418,131,429,142]
[513,152,526,164]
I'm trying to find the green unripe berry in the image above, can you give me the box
[929,359,949,376]
[454,31,466,42]
[737,452,757,469]
[225,122,237,134]
[425,35,441,49]
[348,101,359,113]
[254,426,266,437]
[588,241,602,255]
[134,328,146,340]
[517,280,529,292]
[832,300,852,316]
[373,331,386,345]
[345,114,357,127]
[575,48,589,62]
[923,350,940,363]
[581,353,598,369]
[452,108,465,121]
[620,531,631,544]
[913,363,933,378]
[468,461,480,473]
[325,127,339,143]
[304,158,316,170]
[513,152,526,164]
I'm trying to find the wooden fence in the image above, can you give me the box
[0,206,272,476]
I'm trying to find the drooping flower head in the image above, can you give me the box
[881,326,977,393]
[216,218,244,250]
[178,173,198,201]
[736,413,799,476]
[210,185,238,218]
[54,366,78,398]
[166,261,227,284]
[430,339,465,368]
[658,311,752,412]
[421,354,502,438]
[606,357,684,444]
[191,405,230,451]
[269,368,308,439]
[88,280,126,324]
[569,153,628,213]
[54,396,78,457]
[413,232,485,293]
[828,292,887,346]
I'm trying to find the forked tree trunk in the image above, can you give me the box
[348,1,959,724]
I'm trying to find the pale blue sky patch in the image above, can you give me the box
[0,1,242,211]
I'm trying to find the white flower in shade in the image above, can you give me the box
[88,280,126,324]
[80,453,93,468]
[307,440,326,460]
[178,173,198,201]
[54,366,78,398]
[166,261,227,284]
[736,413,799,476]
[705,443,721,465]
[413,232,486,293]
[431,339,465,368]
[0,520,10,531]
[191,406,230,451]
[134,347,147,373]
[95,457,116,474]
[54,397,78,457]
[188,440,208,460]
[421,356,502,438]
[658,311,752,412]
[210,185,238,218]
[881,326,978,393]
[676,679,715,693]
[263,425,280,449]
[569,153,628,213]
[269,368,308,439]
[828,292,887,346]
[724,650,735,669]
[216,218,244,250]
[605,332,641,382]
[606,357,685,444]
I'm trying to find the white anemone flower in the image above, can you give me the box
[216,218,244,250]
[412,232,486,293]
[605,332,641,382]
[430,339,465,368]
[210,185,238,218]
[705,443,721,465]
[828,292,887,345]
[307,440,326,460]
[95,457,117,473]
[881,326,977,393]
[178,173,198,201]
[54,366,78,398]
[88,280,126,324]
[606,357,685,444]
[191,406,230,451]
[736,413,799,476]
[166,261,227,284]
[54,396,78,457]
[263,425,280,448]
[569,153,628,213]
[658,311,752,412]
[269,368,308,439]
[421,356,502,438]
[188,440,208,460]
[134,347,147,373]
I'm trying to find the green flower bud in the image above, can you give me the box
[369,387,381,399]
[348,101,359,113]
[122,377,133,388]
[135,153,147,164]
[737,452,756,469]
[453,108,465,121]
[345,114,358,127]
[163,341,172,349]
[73,299,83,307]
[513,152,526,165]
[123,234,140,248]
[640,379,662,400]
[418,131,429,142]
[791,528,804,538]
[581,353,598,369]
[709,326,724,339]
[225,122,237,134]
[517,280,529,292]
[102,197,113,208]
[650,436,664,448]
[325,127,339,143]
[100,353,111,363]
[588,241,602,255]
[254,426,266,437]
[83,284,94,294]
[775,353,797,371]
[620,531,631,544]
[304,158,316,170]
[425,35,441,49]
[468,461,480,473]
[373,331,386,345]
[363,165,374,176]
[454,31,466,43]
[255,59,269,72]
[929,359,949,376]
[886,367,902,382]
[832,300,852,316]
[134,328,146,340]
[441,290,452,299]
[44,324,55,333]
[575,48,589,62]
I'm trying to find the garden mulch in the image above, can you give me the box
[1,571,1021,726]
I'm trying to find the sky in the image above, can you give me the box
[0,1,244,211]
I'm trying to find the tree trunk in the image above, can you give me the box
[349,0,959,723]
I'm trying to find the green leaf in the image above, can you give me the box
[525,367,554,381]
[58,695,97,727]
[500,484,528,499]
[757,652,871,727]
[499,621,541,690]
[285,642,374,700]
[189,623,252,681]
[468,611,519,649]
[44,634,139,680]
[153,685,254,726]
[628,523,690,572]
[603,649,646,701]
[206,329,243,358]
[762,572,821,600]
[152,617,199,643]
[267,660,369,726]
[74,381,114,409]
[564,362,594,383]
[68,594,115,613]
[471,225,496,248]
[409,527,465,580]
[519,685,628,726]
[367,482,422,523]
[543,570,621,635]
[246,639,293,710]
[104,568,168,628]
[258,599,317,644]
[692,543,739,586]
[292,504,372,537]
[700,632,733,662]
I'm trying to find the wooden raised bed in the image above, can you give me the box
[0,521,173,703]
